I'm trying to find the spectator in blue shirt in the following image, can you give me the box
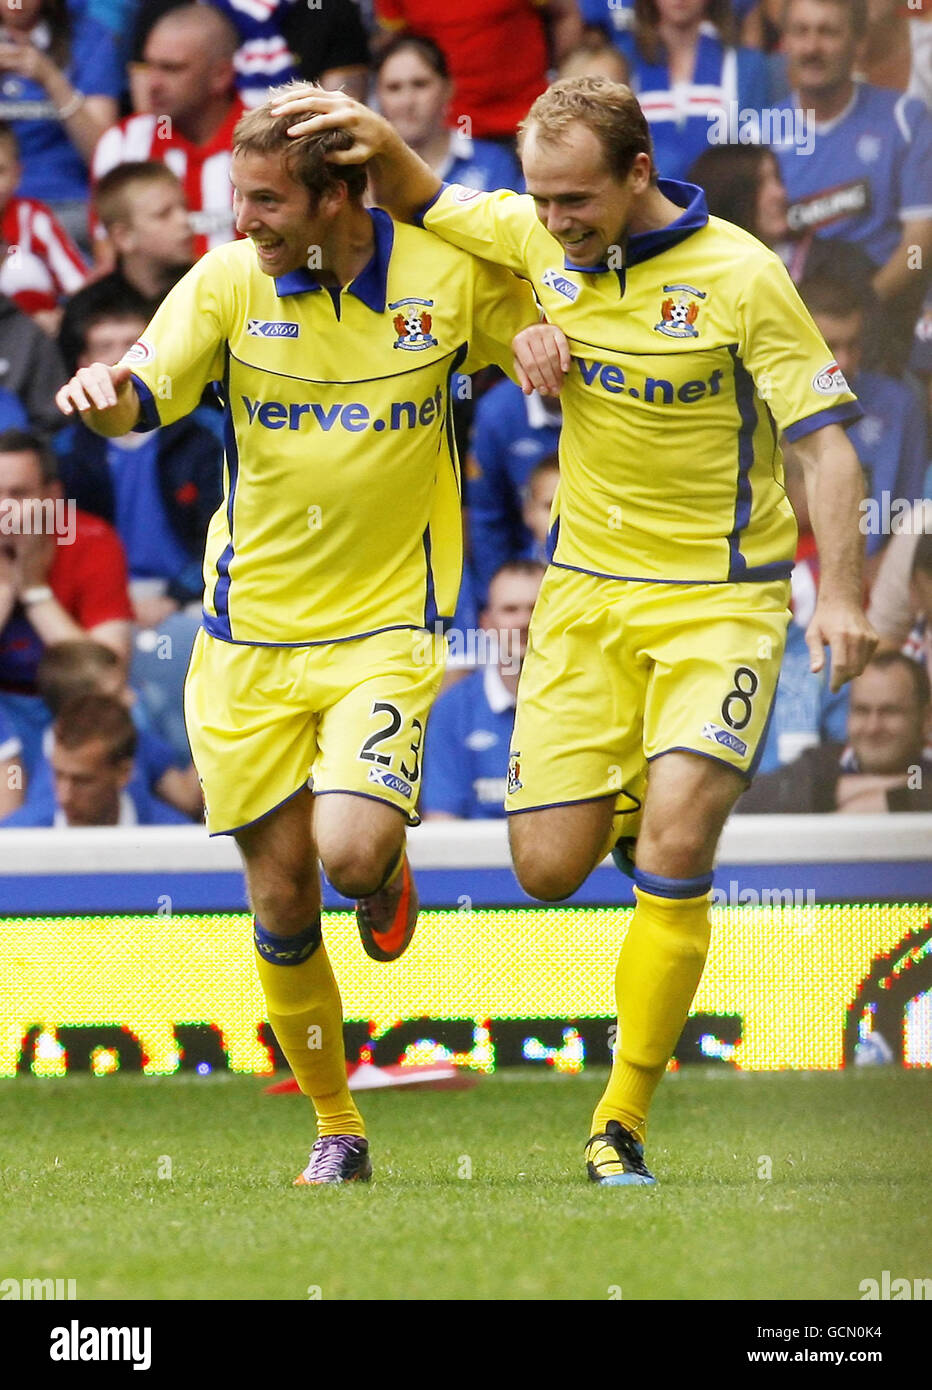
[466,378,561,604]
[798,270,929,582]
[1,690,191,827]
[774,0,932,368]
[375,33,522,194]
[0,697,21,817]
[583,0,771,182]
[421,560,544,820]
[54,290,223,631]
[0,0,122,250]
[519,454,559,568]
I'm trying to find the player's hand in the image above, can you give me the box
[55,362,136,418]
[512,322,571,398]
[268,87,391,162]
[805,598,878,692]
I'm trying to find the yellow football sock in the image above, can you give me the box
[592,884,711,1143]
[254,923,364,1138]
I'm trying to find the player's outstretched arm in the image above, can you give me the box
[268,88,441,224]
[55,363,141,438]
[789,424,878,692]
[513,322,571,398]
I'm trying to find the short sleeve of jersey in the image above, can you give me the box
[461,257,540,377]
[899,96,932,223]
[736,252,861,442]
[421,186,537,277]
[123,252,233,430]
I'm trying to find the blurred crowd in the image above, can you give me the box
[0,0,930,829]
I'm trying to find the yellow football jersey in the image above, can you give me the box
[421,180,862,584]
[124,208,538,644]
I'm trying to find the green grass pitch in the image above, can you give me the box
[1,1067,929,1301]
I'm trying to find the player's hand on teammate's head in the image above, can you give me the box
[54,362,136,418]
[512,322,571,398]
[269,88,388,163]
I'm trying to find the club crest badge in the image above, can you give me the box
[654,283,707,339]
[390,298,438,351]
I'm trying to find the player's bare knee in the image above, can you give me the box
[322,842,400,900]
[511,850,586,902]
[637,821,714,879]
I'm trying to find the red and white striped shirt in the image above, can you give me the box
[0,196,88,301]
[91,100,247,259]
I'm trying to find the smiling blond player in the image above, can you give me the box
[271,77,878,1187]
[55,86,540,1188]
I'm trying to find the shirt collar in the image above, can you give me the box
[436,128,474,182]
[274,206,394,311]
[563,179,708,283]
[484,662,517,713]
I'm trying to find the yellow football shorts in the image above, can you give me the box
[184,626,446,835]
[505,566,791,835]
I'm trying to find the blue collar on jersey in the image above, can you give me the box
[565,179,708,288]
[273,206,394,311]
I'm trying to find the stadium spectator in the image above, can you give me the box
[0,638,202,823]
[88,163,194,311]
[774,0,932,366]
[0,120,87,330]
[584,0,771,182]
[375,35,522,192]
[0,291,66,436]
[581,0,765,47]
[0,690,190,826]
[558,33,631,85]
[0,699,22,817]
[520,453,559,566]
[858,0,914,94]
[131,0,371,109]
[867,501,932,671]
[0,427,132,772]
[374,0,583,142]
[0,0,122,251]
[688,144,882,292]
[421,561,544,820]
[736,652,932,813]
[798,270,928,582]
[466,378,561,603]
[54,294,222,629]
[909,288,932,490]
[91,4,245,258]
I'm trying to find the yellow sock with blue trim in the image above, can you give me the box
[254,916,364,1138]
[592,869,712,1143]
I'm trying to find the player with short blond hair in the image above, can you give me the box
[270,77,878,1185]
